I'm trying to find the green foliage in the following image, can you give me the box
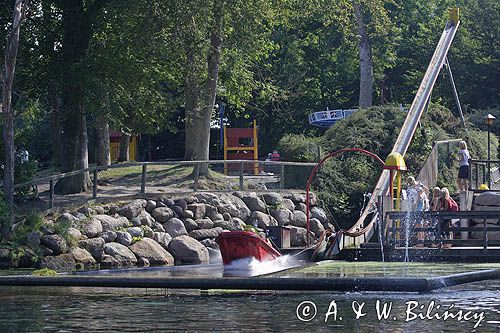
[132,236,143,244]
[13,214,43,245]
[32,268,57,276]
[0,193,10,238]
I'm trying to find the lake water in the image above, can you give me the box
[1,261,499,332]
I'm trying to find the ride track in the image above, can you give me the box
[306,12,461,251]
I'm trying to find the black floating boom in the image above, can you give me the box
[0,269,498,292]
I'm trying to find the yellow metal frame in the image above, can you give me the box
[449,7,459,25]
[224,120,259,175]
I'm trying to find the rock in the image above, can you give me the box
[200,239,214,247]
[241,194,267,212]
[146,200,157,213]
[180,210,194,219]
[94,206,105,215]
[40,246,53,257]
[81,217,103,238]
[218,194,251,220]
[139,212,155,227]
[291,210,307,227]
[129,238,175,265]
[108,205,119,215]
[473,192,500,224]
[193,193,220,206]
[188,227,223,241]
[153,222,165,232]
[262,193,284,205]
[309,218,325,238]
[79,237,105,262]
[208,247,222,264]
[102,231,117,243]
[222,213,231,221]
[40,220,55,234]
[72,212,87,221]
[196,218,214,229]
[26,232,41,247]
[214,219,246,231]
[153,232,172,248]
[78,206,96,217]
[156,201,167,208]
[269,209,293,226]
[142,226,154,238]
[151,207,175,223]
[56,213,79,226]
[311,207,328,224]
[168,235,209,264]
[100,254,121,268]
[130,217,142,227]
[289,226,308,247]
[41,234,68,255]
[182,218,199,232]
[66,228,82,242]
[162,198,176,207]
[71,247,96,266]
[171,205,184,216]
[163,218,188,238]
[187,203,206,220]
[38,254,76,271]
[176,199,188,210]
[296,203,307,213]
[103,243,137,266]
[185,196,198,204]
[115,231,133,246]
[96,215,130,232]
[126,227,143,238]
[138,257,150,267]
[246,211,278,229]
[118,199,147,219]
[282,199,295,211]
[205,205,219,220]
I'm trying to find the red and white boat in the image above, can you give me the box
[215,231,282,265]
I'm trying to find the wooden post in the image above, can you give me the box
[193,163,199,192]
[280,164,284,190]
[92,169,97,199]
[483,218,488,250]
[49,179,54,209]
[459,191,468,240]
[141,164,147,194]
[239,162,244,190]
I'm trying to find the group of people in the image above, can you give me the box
[405,177,459,248]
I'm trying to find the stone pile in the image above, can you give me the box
[3,192,330,270]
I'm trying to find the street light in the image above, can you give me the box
[483,113,496,189]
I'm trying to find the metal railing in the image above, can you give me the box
[469,159,500,191]
[385,211,500,250]
[9,160,317,210]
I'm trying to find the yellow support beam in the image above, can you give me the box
[449,7,459,25]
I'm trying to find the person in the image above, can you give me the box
[457,140,470,191]
[270,150,280,161]
[405,176,429,247]
[439,187,458,248]
[430,187,441,211]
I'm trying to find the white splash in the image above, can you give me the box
[223,255,303,277]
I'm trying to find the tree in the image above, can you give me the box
[2,0,29,225]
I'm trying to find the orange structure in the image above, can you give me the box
[223,120,259,175]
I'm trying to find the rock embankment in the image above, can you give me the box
[0,192,330,270]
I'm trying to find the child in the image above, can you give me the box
[457,141,470,191]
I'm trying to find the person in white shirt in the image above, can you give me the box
[457,141,470,191]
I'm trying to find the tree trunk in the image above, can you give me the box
[54,0,94,194]
[117,133,131,162]
[2,0,27,230]
[95,93,111,166]
[353,1,373,108]
[48,84,63,166]
[184,0,225,176]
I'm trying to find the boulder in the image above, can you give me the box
[71,247,97,266]
[214,219,246,231]
[139,212,155,227]
[156,201,167,208]
[151,207,175,223]
[78,206,96,217]
[222,213,232,221]
[262,193,284,205]
[101,231,117,243]
[118,199,147,219]
[171,205,184,216]
[180,210,194,219]
[81,217,103,238]
[100,254,121,268]
[246,211,278,229]
[309,218,325,238]
[78,237,105,261]
[193,193,221,206]
[311,207,328,224]
[38,254,76,271]
[218,194,251,220]
[182,218,199,232]
[72,212,87,221]
[176,199,188,210]
[153,232,172,248]
[282,199,295,211]
[130,217,142,227]
[205,205,219,220]
[126,227,143,238]
[168,235,209,264]
[142,226,154,238]
[41,234,68,255]
[94,206,105,215]
[289,226,308,247]
[115,231,133,246]
[188,227,223,241]
[296,202,307,213]
[187,203,206,220]
[145,200,157,213]
[129,238,175,265]
[103,243,137,266]
[56,213,79,226]
[291,210,307,227]
[96,215,130,232]
[162,198,176,207]
[200,238,214,247]
[66,228,82,242]
[241,194,266,212]
[26,232,41,248]
[269,209,293,226]
[163,218,188,238]
[196,218,214,229]
[153,222,165,232]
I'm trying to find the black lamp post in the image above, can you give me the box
[483,113,496,189]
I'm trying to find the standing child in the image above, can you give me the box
[457,141,470,191]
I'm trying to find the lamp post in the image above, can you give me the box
[483,113,496,189]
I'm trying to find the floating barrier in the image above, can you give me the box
[0,269,498,292]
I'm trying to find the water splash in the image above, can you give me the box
[223,255,304,277]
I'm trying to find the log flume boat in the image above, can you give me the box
[215,231,282,265]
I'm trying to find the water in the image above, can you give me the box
[0,262,499,332]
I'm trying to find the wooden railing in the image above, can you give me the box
[385,211,500,250]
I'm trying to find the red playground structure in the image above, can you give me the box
[223,120,259,175]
